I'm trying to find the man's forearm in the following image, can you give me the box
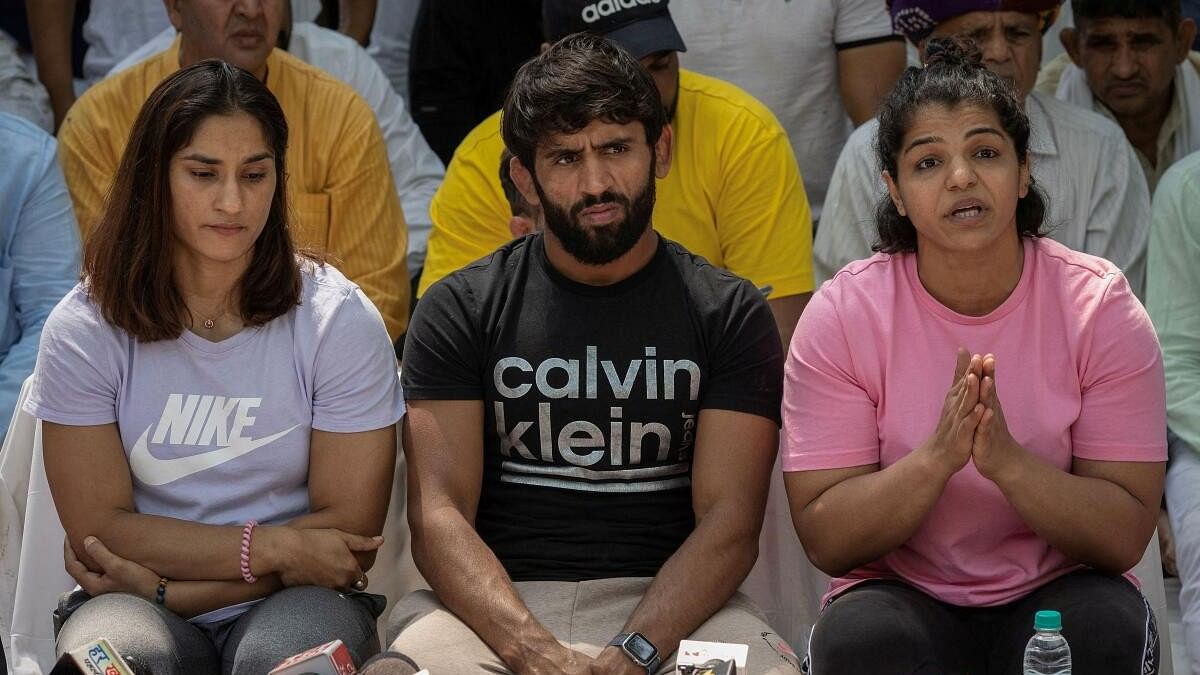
[609,505,763,664]
[338,0,377,45]
[25,0,77,130]
[413,506,566,671]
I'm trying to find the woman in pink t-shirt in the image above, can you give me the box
[784,39,1166,673]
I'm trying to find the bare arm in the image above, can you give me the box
[836,39,906,126]
[43,422,385,585]
[286,425,396,572]
[590,410,777,673]
[338,0,378,45]
[25,0,77,130]
[971,360,1163,573]
[767,293,811,348]
[784,351,984,576]
[65,537,284,619]
[405,400,592,674]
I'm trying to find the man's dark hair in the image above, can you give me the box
[498,149,536,218]
[501,32,666,174]
[873,38,1047,254]
[1072,0,1182,28]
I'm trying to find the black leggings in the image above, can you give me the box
[805,570,1158,675]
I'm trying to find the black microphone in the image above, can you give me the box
[48,638,135,675]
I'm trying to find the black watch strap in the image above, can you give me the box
[609,632,661,674]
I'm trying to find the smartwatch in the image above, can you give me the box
[609,632,661,674]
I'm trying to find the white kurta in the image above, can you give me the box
[814,91,1151,296]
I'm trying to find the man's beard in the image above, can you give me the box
[534,166,656,266]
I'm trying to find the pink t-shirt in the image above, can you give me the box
[781,237,1166,608]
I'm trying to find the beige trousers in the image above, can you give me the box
[386,577,802,673]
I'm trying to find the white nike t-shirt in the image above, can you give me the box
[26,260,404,536]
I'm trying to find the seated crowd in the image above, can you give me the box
[1,0,1198,674]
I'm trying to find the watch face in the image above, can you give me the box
[625,634,658,664]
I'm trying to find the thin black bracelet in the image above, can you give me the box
[155,577,168,606]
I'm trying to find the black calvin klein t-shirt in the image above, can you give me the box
[402,234,783,581]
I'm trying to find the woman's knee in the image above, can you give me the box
[807,584,953,675]
[57,593,216,675]
[224,586,381,674]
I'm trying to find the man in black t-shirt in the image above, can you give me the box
[390,33,799,675]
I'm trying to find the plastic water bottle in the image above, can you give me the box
[1023,609,1072,674]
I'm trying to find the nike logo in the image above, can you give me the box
[129,424,300,486]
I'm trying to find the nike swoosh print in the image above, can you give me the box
[129,424,301,486]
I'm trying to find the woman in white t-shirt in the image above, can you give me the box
[783,39,1166,673]
[26,60,404,674]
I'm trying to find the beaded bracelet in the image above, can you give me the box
[155,577,168,606]
[240,520,259,583]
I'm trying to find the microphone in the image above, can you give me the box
[48,638,135,675]
[269,639,357,675]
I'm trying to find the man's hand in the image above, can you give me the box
[918,349,985,478]
[591,646,646,675]
[64,536,159,599]
[970,355,1026,482]
[516,642,595,675]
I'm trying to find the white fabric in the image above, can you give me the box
[113,22,445,263]
[672,0,895,223]
[80,0,169,84]
[1168,433,1200,674]
[1056,57,1200,189]
[815,91,1152,296]
[367,0,422,105]
[1,374,427,675]
[737,455,829,652]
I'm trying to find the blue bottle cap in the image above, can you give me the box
[1034,610,1062,631]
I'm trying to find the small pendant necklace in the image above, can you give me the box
[193,308,226,331]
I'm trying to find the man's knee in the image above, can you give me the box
[387,590,506,671]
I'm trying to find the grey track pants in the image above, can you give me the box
[55,586,384,675]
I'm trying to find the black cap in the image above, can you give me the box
[543,0,687,59]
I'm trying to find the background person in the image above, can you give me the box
[671,0,905,226]
[114,0,445,281]
[786,39,1165,674]
[816,0,1152,298]
[55,0,410,340]
[27,60,404,674]
[419,0,815,346]
[0,111,80,443]
[1147,149,1200,674]
[1037,0,1200,193]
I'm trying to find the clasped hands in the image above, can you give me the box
[63,526,383,602]
[922,347,1024,484]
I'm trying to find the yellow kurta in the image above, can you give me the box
[58,39,409,339]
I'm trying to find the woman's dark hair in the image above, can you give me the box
[84,59,304,342]
[873,38,1047,254]
[501,32,666,173]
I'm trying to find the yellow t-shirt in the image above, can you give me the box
[58,39,410,339]
[418,69,815,299]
